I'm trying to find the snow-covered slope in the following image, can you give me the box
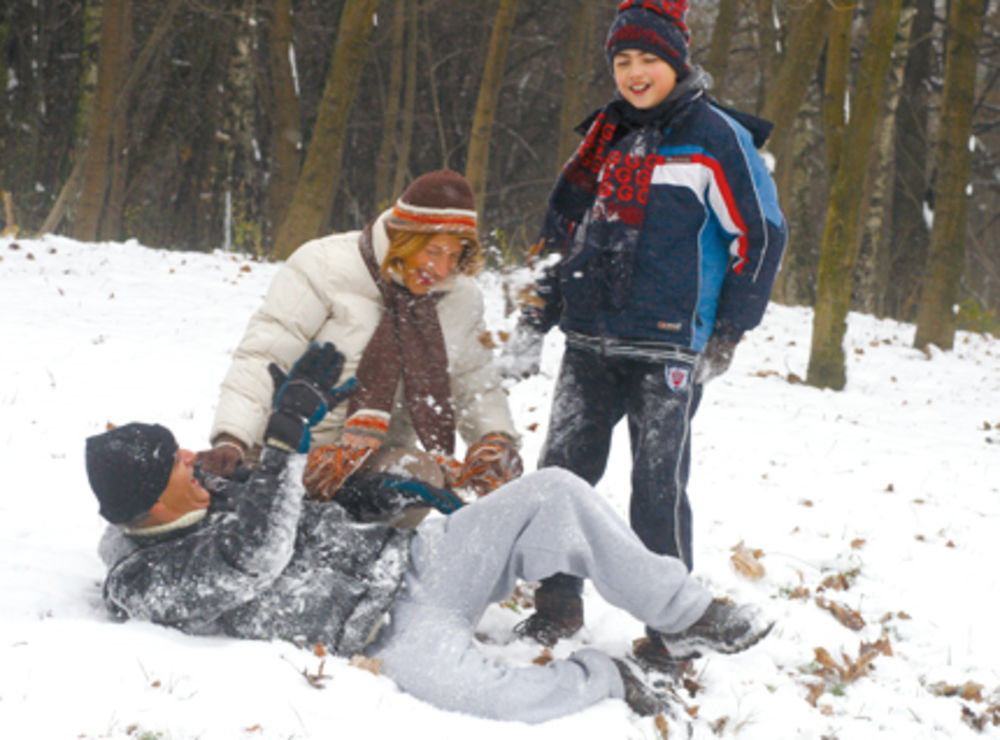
[1,234,997,739]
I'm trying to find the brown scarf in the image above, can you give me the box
[347,223,456,455]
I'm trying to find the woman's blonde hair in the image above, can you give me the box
[382,228,484,280]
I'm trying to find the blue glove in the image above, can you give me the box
[334,472,464,521]
[264,343,357,453]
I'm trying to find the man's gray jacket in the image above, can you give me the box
[98,450,414,656]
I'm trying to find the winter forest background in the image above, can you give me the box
[2,2,1000,737]
[1,0,999,390]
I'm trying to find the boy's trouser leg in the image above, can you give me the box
[536,347,625,600]
[370,468,712,722]
[627,362,702,570]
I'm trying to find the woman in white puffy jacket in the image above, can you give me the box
[199,170,521,504]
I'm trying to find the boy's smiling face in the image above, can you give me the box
[612,49,677,109]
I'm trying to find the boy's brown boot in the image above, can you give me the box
[513,588,583,647]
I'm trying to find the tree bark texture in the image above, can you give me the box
[820,1,854,179]
[753,0,779,114]
[856,7,915,315]
[392,0,419,201]
[807,0,902,390]
[465,0,520,216]
[267,0,302,238]
[374,1,406,211]
[760,0,831,167]
[556,0,595,169]
[913,0,988,351]
[73,0,131,242]
[766,0,837,305]
[883,0,935,321]
[706,0,740,102]
[273,0,379,259]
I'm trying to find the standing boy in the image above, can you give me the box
[501,0,786,648]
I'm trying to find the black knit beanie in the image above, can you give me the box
[606,0,691,79]
[85,423,178,524]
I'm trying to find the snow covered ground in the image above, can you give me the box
[1,233,998,739]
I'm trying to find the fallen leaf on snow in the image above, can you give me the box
[815,597,865,630]
[730,542,765,580]
[349,655,382,675]
[654,712,670,738]
[532,648,553,666]
[805,681,826,707]
[819,573,850,591]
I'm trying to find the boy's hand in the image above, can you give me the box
[497,322,544,379]
[695,335,737,384]
[264,343,357,453]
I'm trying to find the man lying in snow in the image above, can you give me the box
[85,342,772,723]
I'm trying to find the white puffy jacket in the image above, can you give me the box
[210,210,516,451]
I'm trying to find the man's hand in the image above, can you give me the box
[497,322,545,380]
[263,343,356,453]
[196,435,245,477]
[695,335,738,384]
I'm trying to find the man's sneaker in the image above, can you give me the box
[513,589,583,647]
[611,657,677,717]
[651,597,774,661]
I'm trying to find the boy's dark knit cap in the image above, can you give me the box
[85,423,178,524]
[606,0,691,79]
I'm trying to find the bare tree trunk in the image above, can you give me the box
[266,0,301,240]
[273,0,378,259]
[40,155,86,235]
[766,0,837,304]
[98,0,134,241]
[760,0,831,166]
[465,0,520,214]
[46,0,183,236]
[555,0,594,168]
[883,0,935,320]
[773,102,825,306]
[706,0,740,101]
[392,0,418,199]
[856,7,916,315]
[374,1,405,210]
[807,0,902,390]
[914,0,988,350]
[753,0,779,114]
[821,1,854,178]
[73,0,130,242]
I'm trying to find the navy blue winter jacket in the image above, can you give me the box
[532,83,786,353]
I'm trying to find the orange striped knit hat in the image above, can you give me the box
[386,169,479,239]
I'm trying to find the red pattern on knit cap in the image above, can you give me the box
[616,0,690,39]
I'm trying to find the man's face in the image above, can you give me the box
[613,49,678,109]
[157,449,211,521]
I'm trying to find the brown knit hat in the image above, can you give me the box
[386,169,478,238]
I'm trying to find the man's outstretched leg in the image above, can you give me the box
[369,468,770,722]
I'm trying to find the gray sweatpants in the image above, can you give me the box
[368,467,713,723]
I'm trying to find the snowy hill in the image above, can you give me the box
[1,234,998,739]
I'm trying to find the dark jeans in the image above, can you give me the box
[538,346,702,597]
